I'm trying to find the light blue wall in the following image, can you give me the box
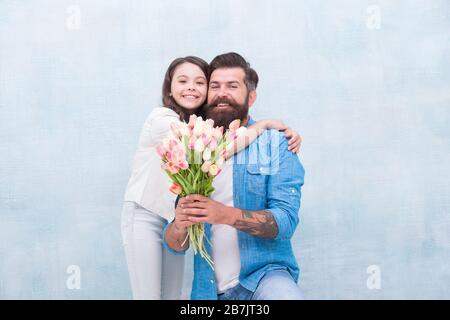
[0,0,449,299]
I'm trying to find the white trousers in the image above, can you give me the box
[121,201,184,300]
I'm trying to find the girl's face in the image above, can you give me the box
[170,62,207,111]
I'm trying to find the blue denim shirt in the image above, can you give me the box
[162,117,305,300]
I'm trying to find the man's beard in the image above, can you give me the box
[203,95,249,129]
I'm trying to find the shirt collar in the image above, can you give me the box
[244,116,255,127]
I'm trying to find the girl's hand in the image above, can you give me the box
[173,197,197,231]
[284,127,302,153]
[261,120,302,154]
[245,119,302,154]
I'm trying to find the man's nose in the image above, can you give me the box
[217,86,229,97]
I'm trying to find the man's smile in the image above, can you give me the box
[215,103,231,108]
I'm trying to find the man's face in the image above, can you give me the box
[204,68,253,129]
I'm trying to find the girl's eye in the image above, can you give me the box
[197,82,205,85]
[179,80,186,83]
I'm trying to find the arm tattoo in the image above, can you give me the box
[232,209,278,238]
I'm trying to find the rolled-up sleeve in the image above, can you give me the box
[267,135,305,241]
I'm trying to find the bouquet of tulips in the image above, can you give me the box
[156,114,246,269]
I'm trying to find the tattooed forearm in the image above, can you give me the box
[232,209,279,238]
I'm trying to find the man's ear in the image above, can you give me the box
[248,90,257,108]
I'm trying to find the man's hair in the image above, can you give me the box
[208,52,259,91]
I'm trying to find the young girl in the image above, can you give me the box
[121,56,302,300]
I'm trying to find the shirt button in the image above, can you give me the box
[210,280,214,284]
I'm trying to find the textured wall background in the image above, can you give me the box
[0,0,449,299]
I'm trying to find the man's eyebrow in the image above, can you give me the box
[209,80,241,85]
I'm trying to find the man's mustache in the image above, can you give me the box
[209,97,237,107]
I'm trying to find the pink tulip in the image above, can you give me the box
[201,132,211,146]
[162,161,180,174]
[212,127,224,140]
[169,183,182,195]
[165,150,174,162]
[206,118,214,128]
[229,119,241,131]
[156,144,166,158]
[208,137,218,151]
[188,136,196,150]
[167,146,187,170]
[201,161,211,173]
[188,114,197,129]
[174,148,187,164]
[168,139,179,150]
[178,160,189,170]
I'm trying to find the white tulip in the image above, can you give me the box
[194,138,205,153]
[203,148,212,161]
